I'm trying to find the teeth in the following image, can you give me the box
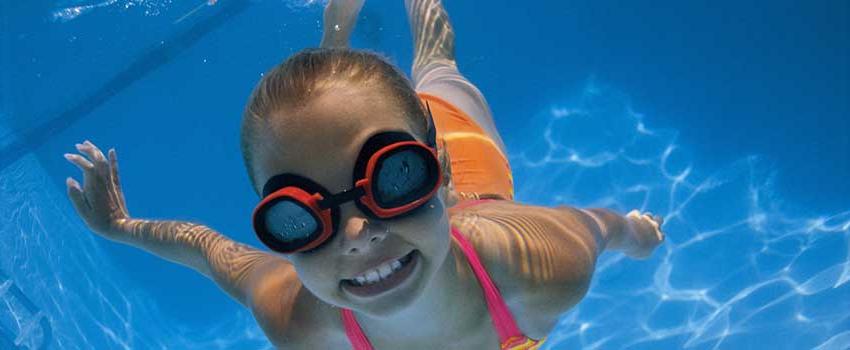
[350,255,410,286]
[366,270,380,283]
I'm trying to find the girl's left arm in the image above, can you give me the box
[451,201,663,333]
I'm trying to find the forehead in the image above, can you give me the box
[255,88,419,193]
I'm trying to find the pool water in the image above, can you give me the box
[1,1,848,349]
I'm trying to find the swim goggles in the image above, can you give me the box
[252,104,442,254]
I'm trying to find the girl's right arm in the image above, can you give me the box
[64,140,291,307]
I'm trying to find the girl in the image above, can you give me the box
[64,1,663,349]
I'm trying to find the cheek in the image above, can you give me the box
[395,198,450,252]
[289,254,341,296]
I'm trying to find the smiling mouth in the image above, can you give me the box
[340,250,419,297]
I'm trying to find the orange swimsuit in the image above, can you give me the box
[419,93,514,201]
[339,97,546,349]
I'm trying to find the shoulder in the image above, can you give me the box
[449,200,598,337]
[448,200,590,288]
[448,200,599,267]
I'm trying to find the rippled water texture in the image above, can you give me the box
[2,1,848,349]
[3,81,847,348]
[52,0,171,22]
[510,84,850,349]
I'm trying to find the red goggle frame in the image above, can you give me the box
[252,138,442,254]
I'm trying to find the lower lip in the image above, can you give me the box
[341,250,419,298]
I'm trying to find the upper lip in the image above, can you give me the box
[342,250,413,280]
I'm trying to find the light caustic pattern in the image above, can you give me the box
[0,121,271,349]
[1,81,848,349]
[50,0,325,22]
[51,0,173,22]
[508,83,850,350]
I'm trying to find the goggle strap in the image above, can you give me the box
[425,101,437,148]
[318,186,366,209]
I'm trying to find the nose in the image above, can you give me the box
[340,208,387,255]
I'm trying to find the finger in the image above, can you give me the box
[108,148,119,182]
[66,177,92,212]
[76,142,104,168]
[109,148,118,180]
[108,148,128,206]
[83,140,107,164]
[64,153,94,171]
[75,143,97,165]
[85,140,106,162]
[641,213,659,227]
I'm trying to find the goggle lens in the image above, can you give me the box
[254,131,442,254]
[373,147,434,208]
[263,199,319,242]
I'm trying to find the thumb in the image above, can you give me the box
[66,177,91,214]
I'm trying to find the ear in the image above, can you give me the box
[436,138,459,208]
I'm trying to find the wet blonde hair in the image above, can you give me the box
[241,48,428,193]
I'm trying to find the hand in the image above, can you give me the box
[64,140,130,241]
[625,210,665,258]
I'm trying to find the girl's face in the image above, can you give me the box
[252,85,452,316]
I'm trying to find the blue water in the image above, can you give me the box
[1,0,848,349]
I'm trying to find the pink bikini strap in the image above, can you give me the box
[340,308,374,350]
[450,226,525,345]
[450,198,524,344]
[341,198,524,349]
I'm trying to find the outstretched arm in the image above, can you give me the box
[64,140,289,306]
[580,208,665,258]
[319,0,365,48]
[113,219,288,306]
[450,201,664,336]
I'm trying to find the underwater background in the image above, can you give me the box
[1,0,848,349]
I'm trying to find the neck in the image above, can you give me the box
[356,234,487,340]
